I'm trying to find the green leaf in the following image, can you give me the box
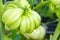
[56,7,60,19]
[8,30,17,40]
[36,5,53,18]
[14,34,28,40]
[14,34,23,40]
[44,9,53,17]
[28,0,36,8]
[8,30,26,40]
[33,1,49,10]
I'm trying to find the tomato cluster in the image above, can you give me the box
[2,0,46,39]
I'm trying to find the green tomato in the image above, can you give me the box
[51,0,60,5]
[19,10,41,34]
[4,1,19,11]
[23,26,46,40]
[2,8,24,30]
[14,0,30,9]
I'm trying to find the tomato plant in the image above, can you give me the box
[0,0,60,40]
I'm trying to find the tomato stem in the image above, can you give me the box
[33,1,50,10]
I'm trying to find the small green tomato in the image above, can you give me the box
[51,0,60,5]
[24,26,46,40]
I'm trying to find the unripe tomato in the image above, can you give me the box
[50,0,60,18]
[19,10,41,34]
[2,8,24,30]
[23,26,46,40]
[4,1,19,11]
[15,0,30,9]
[51,0,60,5]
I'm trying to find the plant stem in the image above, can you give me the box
[0,0,5,40]
[33,1,49,10]
[52,20,60,40]
[0,0,3,40]
[45,19,58,25]
[50,34,53,40]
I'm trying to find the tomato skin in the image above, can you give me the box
[3,1,19,12]
[50,0,60,11]
[51,0,60,6]
[2,0,41,35]
[14,0,30,9]
[19,0,30,9]
[23,26,46,40]
[2,8,24,30]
